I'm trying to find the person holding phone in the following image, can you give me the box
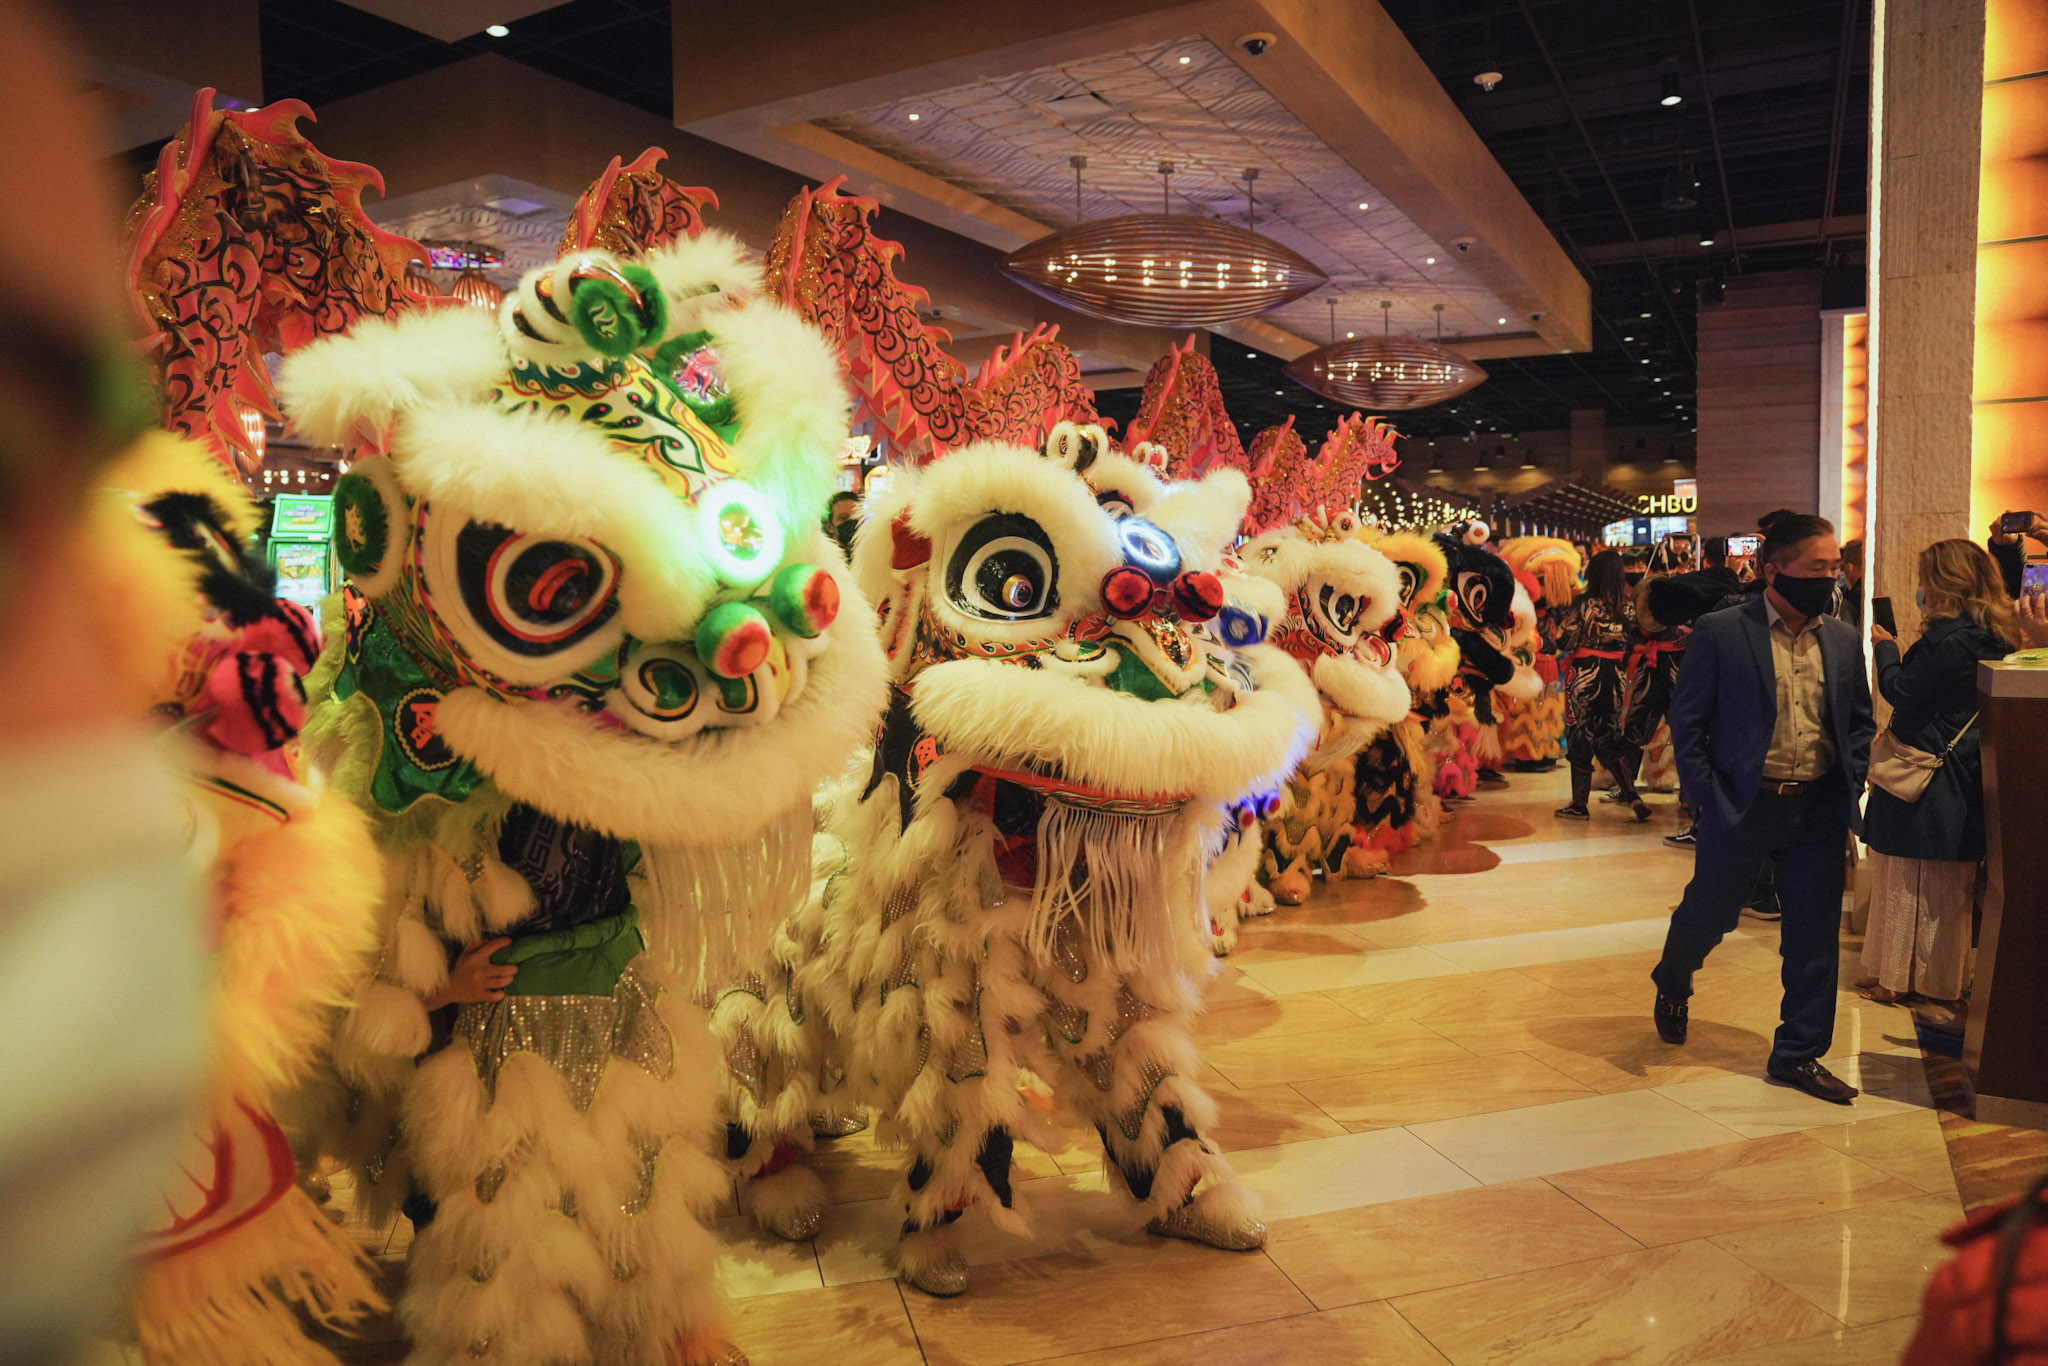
[1988,511,2045,598]
[1860,540,2021,1010]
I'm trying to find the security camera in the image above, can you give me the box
[1237,32,1276,56]
[1452,237,1476,253]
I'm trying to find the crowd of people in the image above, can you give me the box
[1508,506,2048,1104]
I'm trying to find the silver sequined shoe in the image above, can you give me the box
[1147,1196,1267,1252]
[754,1204,821,1242]
[899,1241,969,1296]
[809,1108,871,1139]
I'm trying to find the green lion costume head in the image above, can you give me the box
[281,232,886,847]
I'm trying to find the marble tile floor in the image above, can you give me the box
[329,773,1979,1364]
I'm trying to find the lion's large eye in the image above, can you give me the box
[1456,570,1492,619]
[946,513,1058,621]
[1395,563,1422,605]
[1317,582,1363,638]
[456,522,621,657]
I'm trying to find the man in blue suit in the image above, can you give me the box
[1651,514,1874,1103]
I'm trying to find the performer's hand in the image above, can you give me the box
[424,938,516,1009]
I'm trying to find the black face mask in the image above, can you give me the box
[1770,570,1836,618]
[1624,570,1645,587]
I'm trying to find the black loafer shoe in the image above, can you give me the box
[1765,1058,1858,1105]
[1654,993,1689,1045]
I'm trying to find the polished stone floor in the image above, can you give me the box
[337,772,1975,1365]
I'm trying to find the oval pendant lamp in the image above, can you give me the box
[999,163,1326,328]
[1286,300,1486,410]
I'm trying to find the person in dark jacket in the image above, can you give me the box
[1650,514,1875,1103]
[1858,539,2021,1006]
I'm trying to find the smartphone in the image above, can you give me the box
[2000,511,2038,535]
[1870,595,1897,636]
[1727,534,1761,557]
[2023,563,2048,596]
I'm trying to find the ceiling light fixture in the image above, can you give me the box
[1661,164,1701,211]
[1178,55,1191,64]
[1283,299,1486,411]
[484,22,510,36]
[1660,72,1683,106]
[907,112,921,121]
[448,266,504,314]
[1425,256,1436,264]
[1474,70,1504,91]
[1358,201,1371,210]
[1697,221,1719,247]
[1000,162,1325,326]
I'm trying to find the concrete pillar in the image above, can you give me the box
[1975,0,2048,532]
[1868,0,1984,639]
[1696,271,1824,535]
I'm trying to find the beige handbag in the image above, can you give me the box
[1868,713,1976,803]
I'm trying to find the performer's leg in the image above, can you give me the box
[1051,996,1264,1253]
[1559,747,1593,814]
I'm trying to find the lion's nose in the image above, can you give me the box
[694,563,840,679]
[1170,571,1223,621]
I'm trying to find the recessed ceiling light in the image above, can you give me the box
[1424,256,1436,264]
[1274,389,1284,395]
[1640,311,1652,318]
[1660,72,1684,107]
[1497,317,1507,324]
[1640,358,1650,364]
[485,22,510,35]
[1178,55,1191,64]
[908,112,921,121]
[1622,334,1634,341]
[1246,351,1256,358]
[1358,202,1371,211]
[1346,330,1355,338]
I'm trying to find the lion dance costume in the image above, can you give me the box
[701,378,1319,1295]
[1496,537,1581,768]
[1351,529,1458,859]
[81,437,386,1366]
[276,192,885,1366]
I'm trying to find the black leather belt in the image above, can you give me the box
[1758,777,1814,796]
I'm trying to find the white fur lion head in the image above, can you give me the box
[1237,519,1410,741]
[280,232,886,843]
[852,434,1316,807]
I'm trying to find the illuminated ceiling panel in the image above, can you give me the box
[815,37,1527,349]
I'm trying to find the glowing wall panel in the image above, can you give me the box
[1976,0,2048,533]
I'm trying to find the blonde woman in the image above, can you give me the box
[1860,540,2021,1006]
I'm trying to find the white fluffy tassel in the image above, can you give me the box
[1022,801,1196,977]
[634,800,812,997]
